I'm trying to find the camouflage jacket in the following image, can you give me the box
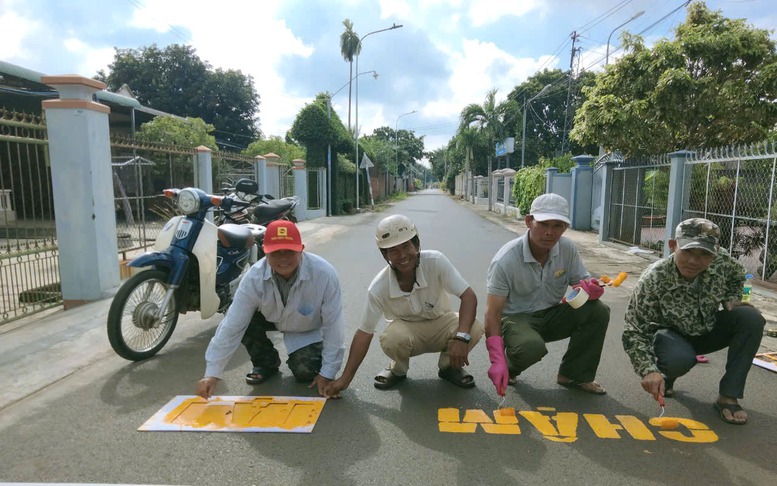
[622,249,745,377]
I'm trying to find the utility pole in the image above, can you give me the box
[561,31,580,155]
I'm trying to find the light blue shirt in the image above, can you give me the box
[487,232,590,314]
[204,252,345,379]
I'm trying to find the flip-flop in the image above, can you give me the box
[245,366,278,385]
[696,355,709,363]
[374,368,406,390]
[713,401,747,425]
[557,379,607,395]
[438,367,476,388]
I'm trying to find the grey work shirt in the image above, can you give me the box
[487,232,590,314]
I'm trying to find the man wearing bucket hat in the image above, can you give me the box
[623,218,764,424]
[484,193,610,396]
[324,214,483,396]
[196,220,346,399]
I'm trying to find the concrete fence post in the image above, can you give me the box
[292,158,308,221]
[598,159,616,244]
[664,150,695,257]
[41,75,119,308]
[570,155,594,230]
[195,145,213,194]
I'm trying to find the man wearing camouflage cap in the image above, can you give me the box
[623,218,764,424]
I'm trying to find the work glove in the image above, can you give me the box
[486,336,509,396]
[577,278,604,301]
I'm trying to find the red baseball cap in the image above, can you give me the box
[263,220,303,253]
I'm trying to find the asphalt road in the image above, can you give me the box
[1,190,775,485]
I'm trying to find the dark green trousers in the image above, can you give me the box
[501,300,610,382]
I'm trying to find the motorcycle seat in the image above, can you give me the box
[253,198,296,225]
[217,223,255,250]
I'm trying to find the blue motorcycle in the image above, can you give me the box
[107,187,265,361]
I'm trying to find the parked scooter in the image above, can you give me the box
[107,187,266,361]
[216,178,299,229]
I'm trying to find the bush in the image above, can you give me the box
[340,200,354,214]
[512,153,576,214]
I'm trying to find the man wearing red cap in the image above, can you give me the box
[196,220,345,398]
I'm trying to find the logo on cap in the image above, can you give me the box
[263,220,303,253]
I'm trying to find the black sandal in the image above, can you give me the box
[438,367,475,388]
[245,366,278,385]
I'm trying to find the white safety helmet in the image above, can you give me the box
[375,214,418,249]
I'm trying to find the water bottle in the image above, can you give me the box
[741,274,753,302]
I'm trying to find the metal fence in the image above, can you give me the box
[606,154,672,252]
[308,168,325,210]
[683,143,777,283]
[0,108,60,323]
[110,136,197,257]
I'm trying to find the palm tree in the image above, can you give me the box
[455,126,479,201]
[460,88,516,209]
[339,19,361,132]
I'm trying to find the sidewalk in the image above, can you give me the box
[1,196,775,411]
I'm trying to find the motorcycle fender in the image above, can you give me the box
[193,219,220,319]
[128,251,174,270]
[155,215,184,251]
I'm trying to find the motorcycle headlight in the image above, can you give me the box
[177,188,201,214]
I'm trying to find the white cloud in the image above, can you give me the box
[379,0,411,19]
[0,7,39,61]
[125,0,315,138]
[466,0,544,27]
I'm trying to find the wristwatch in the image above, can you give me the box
[454,331,472,343]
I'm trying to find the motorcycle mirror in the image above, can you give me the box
[264,194,275,200]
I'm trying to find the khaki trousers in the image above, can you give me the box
[379,311,484,376]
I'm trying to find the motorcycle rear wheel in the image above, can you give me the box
[107,269,179,361]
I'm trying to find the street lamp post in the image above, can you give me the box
[355,23,402,210]
[606,10,645,66]
[521,84,551,168]
[395,110,417,193]
[327,71,378,216]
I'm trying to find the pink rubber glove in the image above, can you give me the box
[578,278,604,301]
[486,336,509,396]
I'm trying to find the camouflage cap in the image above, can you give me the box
[674,218,720,254]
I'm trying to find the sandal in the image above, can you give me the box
[245,366,278,385]
[374,368,406,390]
[557,379,606,395]
[713,401,747,425]
[438,367,476,388]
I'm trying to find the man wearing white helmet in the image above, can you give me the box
[324,214,483,396]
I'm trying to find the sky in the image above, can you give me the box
[2,0,776,157]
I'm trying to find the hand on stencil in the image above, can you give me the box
[486,336,509,396]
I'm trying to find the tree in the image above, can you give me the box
[243,136,305,164]
[136,116,217,149]
[571,1,777,156]
[97,44,261,149]
[506,69,597,165]
[288,93,353,168]
[340,19,361,132]
[460,89,517,167]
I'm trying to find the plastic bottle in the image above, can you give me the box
[741,274,753,302]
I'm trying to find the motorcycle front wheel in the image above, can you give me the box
[107,269,179,361]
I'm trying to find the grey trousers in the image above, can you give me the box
[653,305,764,398]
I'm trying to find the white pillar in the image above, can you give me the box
[195,145,213,194]
[41,75,119,308]
[292,158,308,221]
